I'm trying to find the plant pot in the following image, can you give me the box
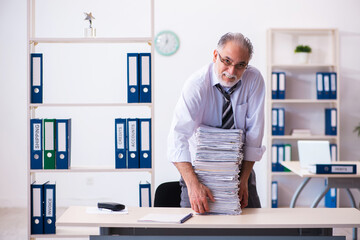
[295,52,310,64]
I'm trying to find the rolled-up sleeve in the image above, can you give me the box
[243,71,266,162]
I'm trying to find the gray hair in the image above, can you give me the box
[217,32,254,60]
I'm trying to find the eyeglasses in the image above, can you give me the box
[217,51,248,70]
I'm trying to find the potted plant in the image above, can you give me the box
[294,45,312,64]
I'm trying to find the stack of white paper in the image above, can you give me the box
[194,125,244,215]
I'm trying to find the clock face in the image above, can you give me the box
[155,31,180,56]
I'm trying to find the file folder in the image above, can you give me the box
[330,144,337,162]
[272,108,278,135]
[271,181,278,208]
[44,181,56,234]
[323,73,330,99]
[277,144,285,172]
[30,53,43,103]
[310,163,357,174]
[325,185,337,208]
[278,72,286,99]
[272,144,278,172]
[31,181,45,234]
[139,181,151,207]
[30,119,43,169]
[277,108,285,135]
[325,108,337,135]
[316,72,324,100]
[284,144,292,172]
[330,72,337,99]
[127,53,139,103]
[139,53,151,103]
[271,72,278,99]
[43,119,56,169]
[56,119,71,169]
[127,118,139,168]
[115,118,127,168]
[139,118,151,168]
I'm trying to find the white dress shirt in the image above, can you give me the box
[168,63,266,164]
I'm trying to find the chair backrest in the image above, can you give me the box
[154,181,181,207]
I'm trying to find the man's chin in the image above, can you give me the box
[220,78,239,88]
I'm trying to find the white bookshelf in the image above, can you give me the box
[27,0,155,239]
[266,28,340,208]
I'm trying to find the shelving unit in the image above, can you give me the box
[27,0,154,239]
[266,28,340,208]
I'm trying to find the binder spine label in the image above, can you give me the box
[45,188,53,217]
[116,124,125,149]
[33,124,41,151]
[331,166,353,173]
[129,121,137,152]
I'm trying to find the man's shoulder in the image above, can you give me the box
[186,64,213,85]
[242,66,264,83]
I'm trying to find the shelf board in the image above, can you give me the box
[30,166,153,173]
[271,99,337,104]
[30,226,99,238]
[271,171,296,176]
[30,37,152,44]
[271,63,336,69]
[271,135,338,140]
[29,103,152,108]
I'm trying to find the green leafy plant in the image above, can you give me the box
[294,45,312,53]
[354,123,360,137]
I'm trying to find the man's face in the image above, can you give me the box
[213,41,250,87]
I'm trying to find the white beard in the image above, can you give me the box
[217,71,241,88]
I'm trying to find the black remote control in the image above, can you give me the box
[98,202,125,211]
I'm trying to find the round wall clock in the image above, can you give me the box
[154,30,180,56]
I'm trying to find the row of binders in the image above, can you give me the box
[271,144,291,172]
[30,53,152,104]
[271,72,286,99]
[30,119,71,169]
[316,72,337,99]
[115,118,151,169]
[31,181,56,234]
[271,108,285,135]
[271,180,337,208]
[194,125,244,215]
[271,71,337,100]
[127,53,151,103]
[271,108,337,136]
[272,143,337,172]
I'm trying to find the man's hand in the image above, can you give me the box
[188,181,215,214]
[238,179,249,208]
[174,162,215,213]
[238,160,255,209]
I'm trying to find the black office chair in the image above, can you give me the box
[154,181,181,207]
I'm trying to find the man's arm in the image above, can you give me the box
[238,160,254,208]
[174,162,215,213]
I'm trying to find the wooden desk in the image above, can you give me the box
[281,161,360,208]
[57,206,360,238]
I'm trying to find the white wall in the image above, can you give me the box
[0,0,359,208]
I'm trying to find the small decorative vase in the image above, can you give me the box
[84,27,96,38]
[295,52,310,64]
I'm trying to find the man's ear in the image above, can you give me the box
[213,49,218,63]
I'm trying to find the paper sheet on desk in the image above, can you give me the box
[86,207,128,214]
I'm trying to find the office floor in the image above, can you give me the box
[0,208,358,240]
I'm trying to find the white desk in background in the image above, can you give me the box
[56,206,360,239]
[281,161,360,208]
[281,161,360,240]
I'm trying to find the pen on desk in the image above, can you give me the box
[180,213,193,223]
